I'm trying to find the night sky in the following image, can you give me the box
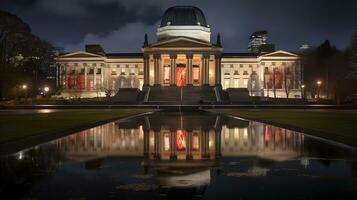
[1,0,357,53]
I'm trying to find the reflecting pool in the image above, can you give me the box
[1,111,356,199]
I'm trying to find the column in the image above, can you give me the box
[84,66,88,90]
[215,54,222,85]
[154,54,161,85]
[143,55,150,85]
[186,53,193,85]
[170,54,177,85]
[101,65,104,89]
[94,65,97,89]
[202,54,210,85]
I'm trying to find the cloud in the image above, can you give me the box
[63,22,157,52]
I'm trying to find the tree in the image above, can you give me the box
[0,10,55,99]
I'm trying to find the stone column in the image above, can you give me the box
[94,66,97,89]
[154,54,161,86]
[84,66,88,90]
[215,54,222,86]
[143,55,150,86]
[101,65,104,89]
[170,54,177,86]
[186,53,193,85]
[202,54,210,85]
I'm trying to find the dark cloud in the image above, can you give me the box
[1,0,357,53]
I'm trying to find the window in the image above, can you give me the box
[121,68,126,75]
[116,64,120,68]
[139,68,144,75]
[252,79,256,89]
[224,78,230,89]
[234,78,239,88]
[243,71,249,75]
[224,69,230,75]
[240,64,244,68]
[230,64,234,68]
[130,68,135,75]
[126,64,129,68]
[249,64,252,68]
[135,64,138,68]
[111,69,117,75]
[96,68,101,74]
[234,70,239,75]
[88,68,94,74]
[243,78,248,88]
[193,65,200,84]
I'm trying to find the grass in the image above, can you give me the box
[0,109,152,143]
[211,109,357,146]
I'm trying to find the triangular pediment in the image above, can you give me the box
[150,37,213,48]
[60,51,105,58]
[260,50,299,58]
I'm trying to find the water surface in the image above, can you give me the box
[1,111,356,199]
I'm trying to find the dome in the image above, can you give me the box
[160,6,208,27]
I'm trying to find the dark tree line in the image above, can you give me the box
[302,33,357,103]
[0,10,55,99]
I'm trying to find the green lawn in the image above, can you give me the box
[211,109,357,146]
[0,109,152,143]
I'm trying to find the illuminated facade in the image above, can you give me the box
[56,6,302,100]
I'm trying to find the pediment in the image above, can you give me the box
[150,37,213,48]
[260,50,298,58]
[60,51,105,58]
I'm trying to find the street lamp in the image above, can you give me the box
[316,81,322,100]
[301,84,305,100]
[22,84,28,98]
[44,86,49,92]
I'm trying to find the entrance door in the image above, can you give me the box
[176,63,186,87]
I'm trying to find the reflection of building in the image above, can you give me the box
[55,112,303,162]
[53,112,304,199]
[56,6,302,100]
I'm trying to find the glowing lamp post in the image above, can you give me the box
[316,81,322,100]
[301,84,305,100]
[21,84,28,98]
[43,86,50,97]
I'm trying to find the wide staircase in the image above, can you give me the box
[147,85,181,104]
[181,85,216,104]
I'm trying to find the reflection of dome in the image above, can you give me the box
[157,6,211,42]
[160,6,207,27]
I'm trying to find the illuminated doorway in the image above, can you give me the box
[176,63,186,87]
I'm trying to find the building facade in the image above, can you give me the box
[56,6,302,100]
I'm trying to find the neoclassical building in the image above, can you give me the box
[56,6,303,102]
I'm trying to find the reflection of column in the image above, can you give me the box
[144,130,149,157]
[170,130,177,160]
[154,131,161,159]
[186,53,193,85]
[154,54,161,85]
[215,55,222,85]
[143,55,150,85]
[215,130,222,158]
[170,54,177,85]
[201,131,210,158]
[186,131,193,160]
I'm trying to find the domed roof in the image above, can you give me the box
[160,6,207,27]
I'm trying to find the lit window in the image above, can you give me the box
[243,78,248,88]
